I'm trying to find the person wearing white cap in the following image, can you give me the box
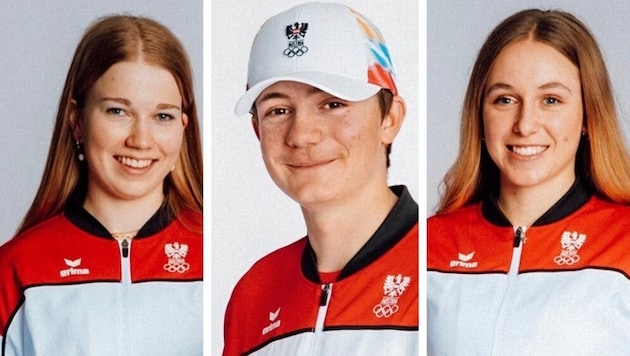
[224,2,418,355]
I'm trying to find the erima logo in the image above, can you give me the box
[262,307,281,335]
[450,252,478,268]
[60,258,90,278]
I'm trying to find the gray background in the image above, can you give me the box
[0,1,202,243]
[211,0,419,353]
[427,0,630,215]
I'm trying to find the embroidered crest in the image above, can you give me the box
[553,231,586,266]
[284,22,309,57]
[163,242,190,273]
[372,274,411,318]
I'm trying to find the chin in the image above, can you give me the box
[284,185,337,207]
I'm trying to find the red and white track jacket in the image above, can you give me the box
[0,201,203,356]
[428,180,630,355]
[224,186,418,355]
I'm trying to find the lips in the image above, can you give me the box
[116,156,153,168]
[287,159,334,169]
[508,145,548,156]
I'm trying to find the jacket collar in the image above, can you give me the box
[481,178,593,227]
[301,185,418,283]
[64,193,175,239]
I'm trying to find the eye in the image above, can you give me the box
[494,96,514,105]
[157,113,175,121]
[543,96,560,105]
[263,107,290,118]
[324,101,345,109]
[106,107,125,116]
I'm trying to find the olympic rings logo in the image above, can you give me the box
[372,303,399,318]
[283,45,308,58]
[553,254,580,266]
[163,261,190,273]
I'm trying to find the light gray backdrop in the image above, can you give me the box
[428,0,630,215]
[211,0,419,353]
[0,1,202,242]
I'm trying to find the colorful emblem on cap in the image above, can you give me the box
[284,22,309,57]
[352,10,398,95]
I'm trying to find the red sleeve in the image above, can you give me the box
[0,239,24,341]
[223,281,247,356]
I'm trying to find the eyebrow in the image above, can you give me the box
[485,82,574,95]
[101,97,181,111]
[256,86,324,105]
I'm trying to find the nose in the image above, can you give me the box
[125,119,153,149]
[285,110,321,147]
[513,101,539,136]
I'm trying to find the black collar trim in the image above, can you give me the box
[301,185,418,283]
[64,194,175,240]
[482,178,593,227]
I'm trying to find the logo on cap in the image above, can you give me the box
[283,22,309,57]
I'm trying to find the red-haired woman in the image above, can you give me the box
[0,15,202,355]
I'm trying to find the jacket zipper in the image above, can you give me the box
[312,283,332,355]
[117,238,132,352]
[513,226,526,247]
[491,226,526,356]
[118,239,132,284]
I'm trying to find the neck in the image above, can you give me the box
[83,190,164,234]
[302,186,397,272]
[498,176,575,227]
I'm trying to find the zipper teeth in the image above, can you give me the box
[313,283,332,354]
[491,226,525,355]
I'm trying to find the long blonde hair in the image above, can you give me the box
[17,15,202,234]
[438,9,630,213]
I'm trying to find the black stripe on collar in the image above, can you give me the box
[482,178,593,227]
[64,194,175,239]
[301,185,418,283]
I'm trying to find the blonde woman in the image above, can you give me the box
[429,9,630,355]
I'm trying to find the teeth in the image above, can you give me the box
[512,146,546,156]
[118,156,152,168]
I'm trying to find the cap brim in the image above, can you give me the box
[234,72,381,116]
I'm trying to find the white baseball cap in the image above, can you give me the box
[234,2,398,116]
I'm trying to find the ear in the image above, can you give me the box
[251,115,261,141]
[381,95,406,145]
[182,113,189,128]
[69,99,83,141]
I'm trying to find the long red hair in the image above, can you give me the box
[17,15,202,234]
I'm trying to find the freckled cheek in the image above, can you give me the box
[259,125,287,147]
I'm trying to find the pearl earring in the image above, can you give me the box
[76,140,85,161]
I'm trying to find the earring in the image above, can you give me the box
[76,140,85,161]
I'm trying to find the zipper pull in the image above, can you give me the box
[513,227,526,247]
[121,239,129,258]
[319,284,331,306]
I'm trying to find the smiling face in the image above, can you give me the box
[253,81,401,209]
[482,39,583,195]
[74,61,187,205]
